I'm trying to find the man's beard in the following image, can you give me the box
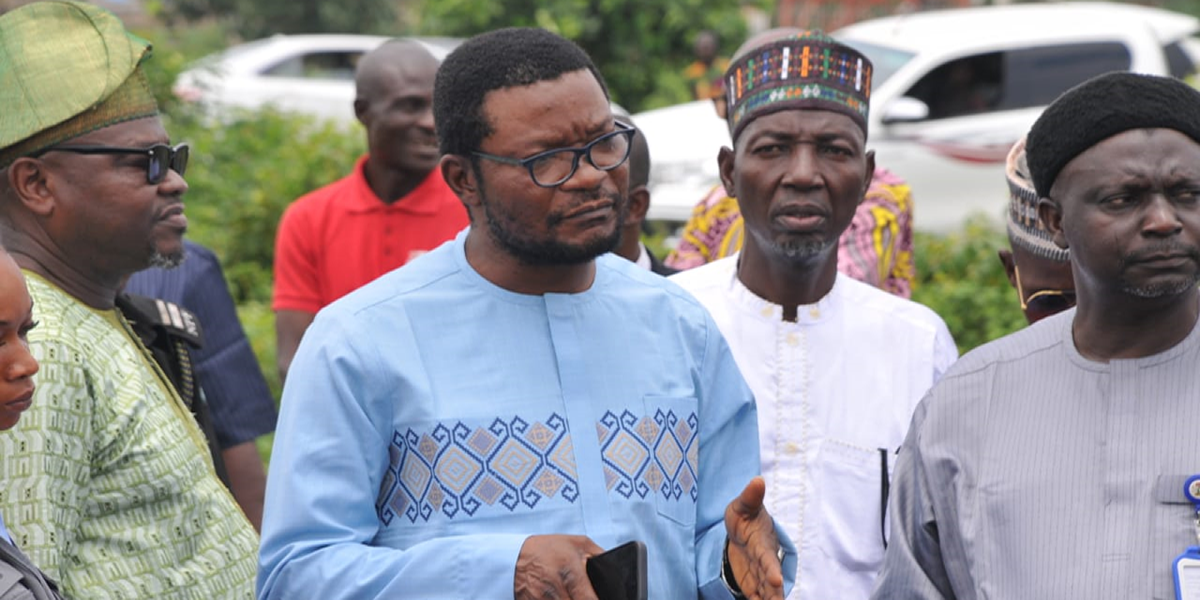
[749,227,836,264]
[1119,244,1200,298]
[148,249,185,269]
[1120,273,1200,298]
[479,188,627,267]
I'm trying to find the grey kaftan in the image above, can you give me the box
[872,308,1200,600]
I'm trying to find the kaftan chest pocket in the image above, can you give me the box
[1153,474,1197,600]
[620,395,699,528]
[815,439,888,573]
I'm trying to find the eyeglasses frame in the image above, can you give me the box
[1013,264,1076,312]
[471,121,636,188]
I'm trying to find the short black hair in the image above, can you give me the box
[434,27,609,157]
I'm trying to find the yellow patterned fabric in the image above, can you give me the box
[0,1,158,167]
[684,57,730,100]
[0,274,258,599]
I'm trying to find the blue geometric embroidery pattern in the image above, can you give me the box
[598,408,699,504]
[377,414,580,525]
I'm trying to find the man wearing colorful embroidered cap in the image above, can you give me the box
[873,71,1200,599]
[259,27,795,600]
[996,136,1076,324]
[272,39,468,383]
[666,27,918,300]
[669,29,957,599]
[0,2,258,598]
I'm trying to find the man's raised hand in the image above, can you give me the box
[724,476,786,600]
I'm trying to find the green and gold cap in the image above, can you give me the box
[0,0,159,168]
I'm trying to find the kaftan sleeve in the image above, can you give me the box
[256,307,530,600]
[691,314,798,599]
[870,400,956,600]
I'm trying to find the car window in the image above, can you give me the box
[902,42,1131,121]
[261,51,364,80]
[837,38,914,88]
[904,52,1003,120]
[1164,40,1197,79]
[999,42,1131,109]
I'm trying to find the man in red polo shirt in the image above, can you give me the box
[273,40,468,382]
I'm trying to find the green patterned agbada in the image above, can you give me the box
[0,275,258,599]
[0,4,258,595]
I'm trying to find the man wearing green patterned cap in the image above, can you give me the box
[0,2,259,598]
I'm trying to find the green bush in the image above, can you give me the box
[911,216,1028,354]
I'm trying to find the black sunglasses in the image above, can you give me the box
[44,143,189,184]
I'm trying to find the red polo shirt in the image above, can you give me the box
[272,156,468,313]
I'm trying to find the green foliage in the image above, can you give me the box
[150,0,403,39]
[237,299,282,426]
[414,0,758,112]
[910,216,1027,354]
[133,21,233,115]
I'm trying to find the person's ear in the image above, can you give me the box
[441,154,479,207]
[1037,197,1068,249]
[625,185,650,228]
[718,146,736,199]
[353,98,371,127]
[861,150,876,207]
[997,249,1018,289]
[6,157,56,217]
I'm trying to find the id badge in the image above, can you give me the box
[1177,546,1200,600]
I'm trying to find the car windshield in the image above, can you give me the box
[834,38,915,87]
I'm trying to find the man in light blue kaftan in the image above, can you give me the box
[258,231,788,598]
[258,27,795,600]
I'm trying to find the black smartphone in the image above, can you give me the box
[586,540,647,600]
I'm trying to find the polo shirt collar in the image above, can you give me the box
[345,155,451,215]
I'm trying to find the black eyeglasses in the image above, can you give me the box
[44,143,189,184]
[472,121,635,188]
[1014,265,1076,323]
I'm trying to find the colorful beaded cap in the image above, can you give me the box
[725,30,872,141]
[1006,136,1068,262]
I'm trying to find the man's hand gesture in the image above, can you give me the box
[724,476,785,600]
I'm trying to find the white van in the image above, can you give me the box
[639,2,1199,231]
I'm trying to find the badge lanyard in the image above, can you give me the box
[1174,476,1200,600]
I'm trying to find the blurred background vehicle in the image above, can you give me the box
[632,99,729,222]
[637,2,1200,231]
[173,34,460,124]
